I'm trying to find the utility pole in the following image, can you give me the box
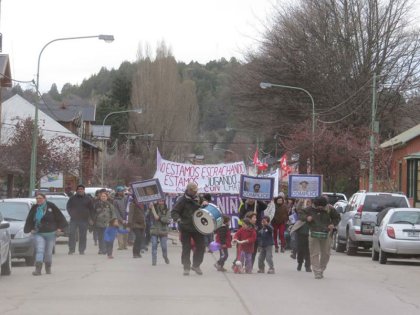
[369,73,377,192]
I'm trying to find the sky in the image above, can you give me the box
[0,0,275,92]
[1,0,419,94]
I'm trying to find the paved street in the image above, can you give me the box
[1,234,420,315]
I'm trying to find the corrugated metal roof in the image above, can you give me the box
[380,123,420,148]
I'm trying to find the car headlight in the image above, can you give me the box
[14,229,32,239]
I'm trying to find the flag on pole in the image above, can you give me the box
[280,154,292,178]
[253,148,268,171]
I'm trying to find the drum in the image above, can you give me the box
[193,203,223,235]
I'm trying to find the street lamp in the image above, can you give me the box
[260,82,316,173]
[101,109,143,187]
[29,34,115,196]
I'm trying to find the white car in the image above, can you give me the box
[0,210,12,277]
[372,208,420,264]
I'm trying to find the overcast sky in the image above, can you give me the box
[1,0,419,93]
[1,0,274,92]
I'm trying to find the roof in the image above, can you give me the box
[0,54,12,87]
[37,96,96,122]
[380,123,420,148]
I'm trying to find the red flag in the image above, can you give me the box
[253,148,260,166]
[280,154,292,178]
[253,148,268,171]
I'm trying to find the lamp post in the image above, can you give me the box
[29,34,114,196]
[101,109,143,187]
[260,82,316,173]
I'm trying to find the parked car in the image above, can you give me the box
[323,192,347,205]
[44,195,70,237]
[335,191,410,255]
[0,198,36,266]
[331,200,348,250]
[0,210,12,277]
[372,208,420,264]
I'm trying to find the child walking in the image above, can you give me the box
[257,216,275,274]
[149,200,171,266]
[214,216,232,272]
[233,218,257,274]
[104,218,129,259]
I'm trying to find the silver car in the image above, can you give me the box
[0,199,36,266]
[372,208,420,264]
[0,210,12,277]
[44,195,70,237]
[336,191,410,255]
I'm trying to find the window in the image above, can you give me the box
[407,159,417,199]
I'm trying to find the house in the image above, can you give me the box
[0,54,14,198]
[37,98,101,187]
[378,123,420,207]
[1,94,80,196]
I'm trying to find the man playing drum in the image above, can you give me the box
[171,183,208,276]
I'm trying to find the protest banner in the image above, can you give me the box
[261,168,279,197]
[288,174,323,198]
[154,149,246,194]
[239,175,274,201]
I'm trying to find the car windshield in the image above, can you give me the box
[326,195,345,205]
[47,198,68,211]
[389,211,420,225]
[0,203,30,221]
[364,195,409,212]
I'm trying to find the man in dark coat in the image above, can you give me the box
[66,184,93,255]
[171,183,208,276]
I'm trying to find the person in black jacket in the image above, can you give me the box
[24,193,68,276]
[171,183,208,276]
[66,184,93,255]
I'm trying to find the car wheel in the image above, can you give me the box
[346,234,357,256]
[25,254,35,266]
[371,247,379,261]
[1,249,12,276]
[379,247,387,264]
[335,235,346,252]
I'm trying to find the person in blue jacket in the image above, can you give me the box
[104,218,129,258]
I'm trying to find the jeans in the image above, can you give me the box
[217,248,229,267]
[132,228,145,256]
[105,241,114,257]
[34,233,56,263]
[151,235,168,264]
[95,227,106,254]
[258,245,274,270]
[180,230,205,269]
[296,233,311,268]
[68,220,88,253]
[240,251,253,273]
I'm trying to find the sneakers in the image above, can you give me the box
[275,247,279,253]
[280,247,285,253]
[191,266,203,275]
[314,272,323,279]
[305,266,312,272]
[214,263,222,271]
[183,268,190,276]
[257,269,265,273]
[164,257,170,264]
[68,251,75,255]
[297,263,302,271]
[267,268,275,274]
[133,254,142,258]
[290,253,297,259]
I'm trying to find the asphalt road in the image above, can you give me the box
[1,234,419,315]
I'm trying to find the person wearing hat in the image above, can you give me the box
[113,185,129,250]
[171,183,208,276]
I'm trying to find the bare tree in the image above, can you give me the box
[130,42,199,177]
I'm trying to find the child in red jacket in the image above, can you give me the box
[233,218,257,273]
[214,216,232,272]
